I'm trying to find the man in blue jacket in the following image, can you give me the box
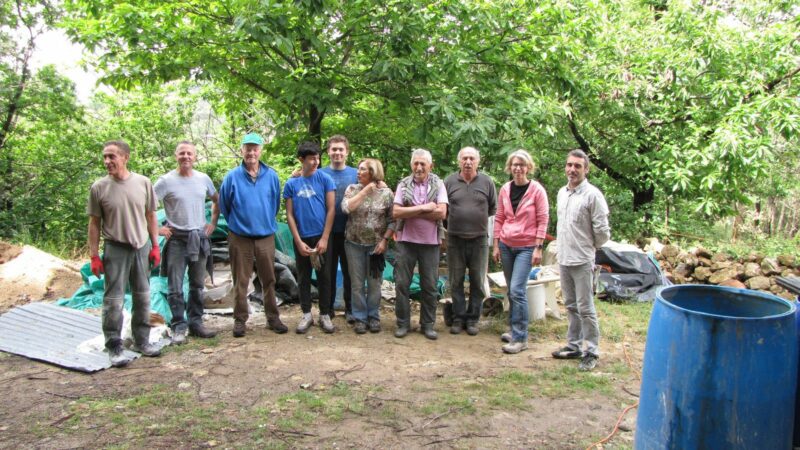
[218,132,288,338]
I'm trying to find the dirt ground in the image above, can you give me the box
[0,299,644,449]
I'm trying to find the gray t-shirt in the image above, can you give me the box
[87,173,157,249]
[444,171,497,239]
[154,169,216,231]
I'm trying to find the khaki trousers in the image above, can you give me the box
[228,232,281,323]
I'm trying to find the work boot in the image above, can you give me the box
[296,313,313,334]
[354,321,367,334]
[267,318,288,334]
[133,342,162,357]
[394,325,409,338]
[450,319,463,335]
[320,314,335,334]
[502,341,528,354]
[189,324,217,339]
[368,318,381,333]
[465,322,479,336]
[233,320,246,338]
[172,328,187,345]
[421,325,438,341]
[345,312,356,325]
[108,345,131,368]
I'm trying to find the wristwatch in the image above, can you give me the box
[533,244,543,250]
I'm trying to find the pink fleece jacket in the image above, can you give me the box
[494,180,549,247]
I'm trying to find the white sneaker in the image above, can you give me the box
[502,341,528,354]
[501,332,512,343]
[319,314,335,333]
[296,313,313,334]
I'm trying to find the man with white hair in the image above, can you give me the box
[444,147,496,335]
[392,149,448,340]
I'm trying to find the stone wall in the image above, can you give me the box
[654,244,799,301]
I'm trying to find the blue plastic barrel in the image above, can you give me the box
[635,285,798,449]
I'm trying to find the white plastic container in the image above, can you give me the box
[526,284,546,321]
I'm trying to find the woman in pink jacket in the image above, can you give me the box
[492,149,549,354]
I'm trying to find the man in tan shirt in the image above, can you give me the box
[87,140,162,367]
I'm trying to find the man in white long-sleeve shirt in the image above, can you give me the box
[552,149,610,372]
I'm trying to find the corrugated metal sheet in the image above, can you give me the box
[0,302,137,372]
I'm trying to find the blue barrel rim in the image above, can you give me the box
[657,284,796,320]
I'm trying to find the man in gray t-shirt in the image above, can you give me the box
[88,140,161,367]
[154,141,220,344]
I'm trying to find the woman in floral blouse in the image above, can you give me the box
[341,158,395,334]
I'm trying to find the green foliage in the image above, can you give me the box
[0,0,796,252]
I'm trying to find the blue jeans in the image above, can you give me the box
[102,241,152,349]
[447,235,489,324]
[345,241,382,323]
[164,236,206,332]
[499,242,532,342]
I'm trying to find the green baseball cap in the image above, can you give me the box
[241,132,264,145]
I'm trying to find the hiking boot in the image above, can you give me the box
[394,325,409,338]
[465,322,479,336]
[320,314,335,334]
[296,313,313,334]
[267,318,288,334]
[172,328,187,345]
[345,312,356,325]
[368,318,381,333]
[450,320,463,335]
[233,320,246,338]
[552,346,582,360]
[189,324,217,339]
[502,341,528,354]
[500,332,512,343]
[354,321,367,334]
[108,345,131,367]
[579,354,599,372]
[421,325,438,341]
[133,342,162,357]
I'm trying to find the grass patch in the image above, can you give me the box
[536,365,615,398]
[276,381,366,424]
[66,385,233,442]
[596,301,652,343]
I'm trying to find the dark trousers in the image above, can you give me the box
[329,232,351,314]
[294,235,333,315]
[228,232,281,323]
[102,241,152,349]
[164,236,207,332]
[447,235,489,324]
[394,241,439,328]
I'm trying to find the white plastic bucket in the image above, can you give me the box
[526,284,546,321]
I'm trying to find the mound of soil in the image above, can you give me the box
[0,241,84,313]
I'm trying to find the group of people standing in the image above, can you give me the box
[86,133,609,372]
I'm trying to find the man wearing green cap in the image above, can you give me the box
[218,132,288,338]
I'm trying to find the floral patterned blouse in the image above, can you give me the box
[341,184,395,245]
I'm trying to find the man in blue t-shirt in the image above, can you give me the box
[284,141,336,334]
[319,135,358,323]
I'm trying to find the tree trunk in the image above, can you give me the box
[632,186,655,212]
[308,104,323,143]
